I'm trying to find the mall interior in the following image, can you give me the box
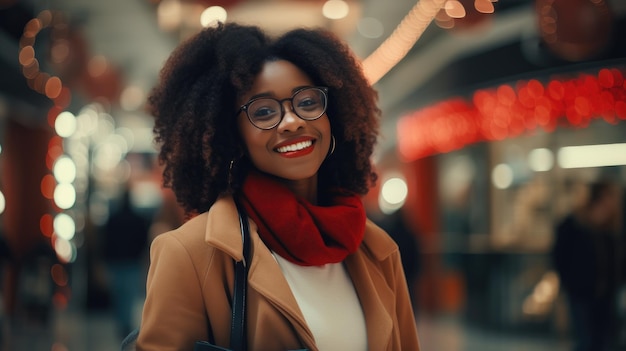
[1,0,626,350]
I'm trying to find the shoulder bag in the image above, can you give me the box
[121,199,308,351]
[121,200,307,351]
[193,198,251,351]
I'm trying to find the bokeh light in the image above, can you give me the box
[379,176,409,214]
[527,148,554,172]
[492,163,513,189]
[53,156,77,184]
[53,213,76,241]
[200,6,227,27]
[53,236,76,263]
[0,191,5,215]
[54,183,76,209]
[41,174,56,199]
[55,111,77,138]
[322,0,350,20]
[45,76,63,99]
[51,263,69,287]
[40,214,54,237]
[557,143,626,169]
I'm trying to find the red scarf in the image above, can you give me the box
[240,172,366,266]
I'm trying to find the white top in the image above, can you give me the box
[274,254,368,351]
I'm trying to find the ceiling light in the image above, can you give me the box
[492,163,513,189]
[557,143,626,168]
[528,148,554,172]
[322,0,350,20]
[201,6,227,27]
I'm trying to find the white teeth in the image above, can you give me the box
[276,140,313,153]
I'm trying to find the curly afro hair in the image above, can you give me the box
[149,22,380,215]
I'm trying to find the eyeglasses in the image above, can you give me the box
[236,86,328,130]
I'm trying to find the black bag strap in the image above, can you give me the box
[122,199,252,351]
[230,198,251,351]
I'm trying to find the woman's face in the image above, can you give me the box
[236,60,331,186]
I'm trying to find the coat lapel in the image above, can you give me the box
[205,196,316,349]
[247,232,317,349]
[345,223,396,351]
[204,195,245,261]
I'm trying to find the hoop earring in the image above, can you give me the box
[328,135,336,157]
[228,159,235,189]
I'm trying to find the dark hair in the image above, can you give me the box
[148,22,380,215]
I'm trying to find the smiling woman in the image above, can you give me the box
[235,61,332,187]
[133,22,420,351]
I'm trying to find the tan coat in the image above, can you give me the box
[137,196,420,351]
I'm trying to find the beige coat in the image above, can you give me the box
[137,195,420,351]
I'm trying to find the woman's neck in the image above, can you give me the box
[283,177,318,205]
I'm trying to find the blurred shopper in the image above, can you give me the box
[552,179,624,351]
[135,22,420,350]
[103,185,151,339]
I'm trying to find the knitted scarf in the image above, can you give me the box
[239,171,366,266]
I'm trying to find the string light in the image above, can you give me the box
[18,11,72,107]
[397,67,626,161]
[19,10,77,310]
[363,0,448,85]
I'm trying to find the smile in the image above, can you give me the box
[275,140,313,153]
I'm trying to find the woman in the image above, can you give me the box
[136,22,420,351]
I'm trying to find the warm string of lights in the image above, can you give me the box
[19,10,76,310]
[397,67,626,161]
[362,0,501,85]
[362,0,448,85]
[435,0,497,29]
[18,10,72,107]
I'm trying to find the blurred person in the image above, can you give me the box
[551,179,624,351]
[103,184,151,339]
[135,22,420,350]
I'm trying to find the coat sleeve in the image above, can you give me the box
[137,233,208,351]
[391,250,421,350]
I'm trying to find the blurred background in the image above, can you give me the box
[1,0,625,350]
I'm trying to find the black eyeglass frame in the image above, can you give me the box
[236,86,329,130]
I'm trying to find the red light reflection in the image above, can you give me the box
[397,67,626,161]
